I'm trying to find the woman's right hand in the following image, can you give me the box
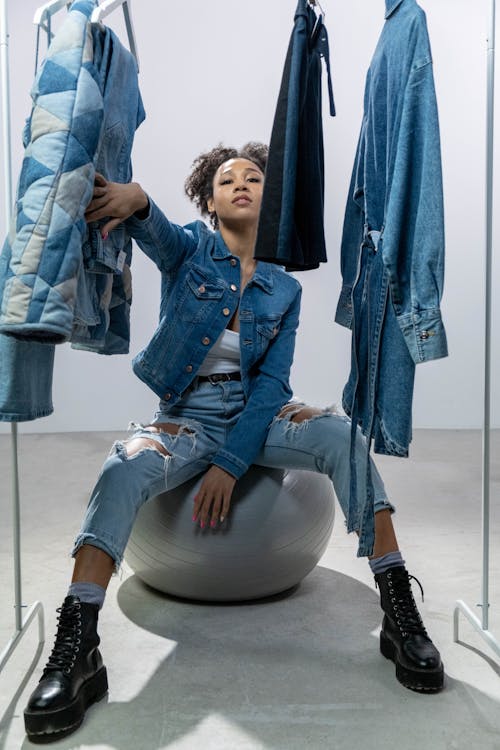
[85,172,149,236]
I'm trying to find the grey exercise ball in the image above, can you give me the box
[125,466,335,602]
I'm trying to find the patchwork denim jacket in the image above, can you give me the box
[0,0,101,343]
[0,0,144,354]
[125,201,302,480]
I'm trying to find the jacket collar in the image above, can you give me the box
[385,0,404,19]
[252,261,274,293]
[214,231,274,293]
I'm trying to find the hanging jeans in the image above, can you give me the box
[253,0,335,271]
[72,379,394,565]
[0,334,55,421]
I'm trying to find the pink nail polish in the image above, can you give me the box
[192,515,197,522]
[200,522,205,529]
[101,232,108,240]
[210,520,217,528]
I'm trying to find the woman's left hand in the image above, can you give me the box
[192,465,236,528]
[85,173,148,235]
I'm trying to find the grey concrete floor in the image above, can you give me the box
[0,429,499,750]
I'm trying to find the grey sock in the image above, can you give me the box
[369,550,405,575]
[68,581,106,610]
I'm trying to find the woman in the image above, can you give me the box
[24,143,444,743]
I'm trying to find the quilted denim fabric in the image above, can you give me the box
[0,0,101,344]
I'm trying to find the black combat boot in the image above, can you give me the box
[24,595,108,742]
[375,566,444,693]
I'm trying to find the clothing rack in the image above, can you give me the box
[0,0,139,679]
[453,0,500,659]
[0,1,45,676]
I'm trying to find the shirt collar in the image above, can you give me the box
[385,0,404,19]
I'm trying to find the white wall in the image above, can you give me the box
[0,0,498,434]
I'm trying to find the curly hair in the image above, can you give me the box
[185,142,268,229]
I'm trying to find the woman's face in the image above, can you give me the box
[207,158,264,229]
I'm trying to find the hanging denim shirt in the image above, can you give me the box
[71,25,145,355]
[334,0,448,556]
[253,0,335,271]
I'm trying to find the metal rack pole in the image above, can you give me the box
[0,0,45,676]
[453,0,500,659]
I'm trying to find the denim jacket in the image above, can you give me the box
[72,25,145,355]
[335,0,447,363]
[0,0,100,343]
[125,200,302,480]
[0,0,144,352]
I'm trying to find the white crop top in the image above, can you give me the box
[197,328,241,376]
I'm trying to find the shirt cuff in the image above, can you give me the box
[335,285,353,329]
[397,309,448,363]
[211,449,248,480]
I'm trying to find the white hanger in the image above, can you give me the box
[91,0,139,71]
[33,0,72,72]
[33,1,139,72]
[33,0,71,32]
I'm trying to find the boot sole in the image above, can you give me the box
[380,631,444,693]
[24,666,108,743]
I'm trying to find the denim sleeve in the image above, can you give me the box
[382,62,448,364]
[124,197,197,272]
[211,286,302,479]
[334,144,365,330]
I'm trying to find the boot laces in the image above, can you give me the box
[43,601,82,676]
[386,569,427,638]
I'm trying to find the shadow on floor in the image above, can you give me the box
[13,566,500,750]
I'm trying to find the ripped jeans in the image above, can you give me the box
[72,379,394,565]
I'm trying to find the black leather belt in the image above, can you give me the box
[197,372,241,384]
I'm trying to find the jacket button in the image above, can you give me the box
[230,258,237,266]
[222,308,230,316]
[164,393,171,400]
[198,285,206,293]
[230,284,238,292]
[185,364,193,372]
[202,337,210,345]
[420,330,430,340]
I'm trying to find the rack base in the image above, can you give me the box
[0,601,45,673]
[453,600,500,659]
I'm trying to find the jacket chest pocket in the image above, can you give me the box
[175,266,226,323]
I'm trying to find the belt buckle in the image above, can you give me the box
[208,373,230,385]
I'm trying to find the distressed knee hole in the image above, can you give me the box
[124,437,171,457]
[278,405,323,423]
[290,407,324,423]
[144,422,192,436]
